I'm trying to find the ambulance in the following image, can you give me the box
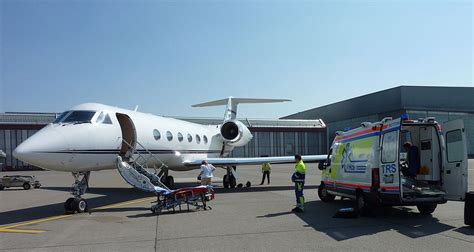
[318,115,468,214]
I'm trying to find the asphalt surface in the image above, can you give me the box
[1,161,473,251]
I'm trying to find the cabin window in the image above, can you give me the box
[203,135,208,144]
[153,129,161,140]
[446,129,463,163]
[381,131,398,163]
[166,131,173,141]
[177,132,184,142]
[187,133,192,143]
[196,134,201,144]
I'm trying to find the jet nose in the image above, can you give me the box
[13,128,69,169]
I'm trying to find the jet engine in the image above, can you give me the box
[219,120,252,147]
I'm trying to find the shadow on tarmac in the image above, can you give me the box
[0,183,310,226]
[0,187,151,226]
[258,198,457,241]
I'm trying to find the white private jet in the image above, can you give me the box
[13,97,326,213]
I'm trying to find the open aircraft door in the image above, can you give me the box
[442,119,468,201]
[116,113,137,160]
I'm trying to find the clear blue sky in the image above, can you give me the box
[1,0,472,118]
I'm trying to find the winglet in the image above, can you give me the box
[192,97,290,121]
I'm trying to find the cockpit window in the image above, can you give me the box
[59,111,96,124]
[53,111,71,124]
[95,112,113,124]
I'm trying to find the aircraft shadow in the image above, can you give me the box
[0,183,306,225]
[258,199,456,241]
[0,187,152,226]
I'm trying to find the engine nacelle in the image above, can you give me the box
[219,120,253,147]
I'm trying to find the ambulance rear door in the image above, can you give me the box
[379,119,401,196]
[442,119,468,201]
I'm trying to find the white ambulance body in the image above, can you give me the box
[318,116,468,214]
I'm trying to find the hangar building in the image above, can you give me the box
[284,86,474,157]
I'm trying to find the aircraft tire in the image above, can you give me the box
[318,184,335,202]
[417,203,437,215]
[74,198,88,213]
[229,176,236,189]
[165,176,174,189]
[223,175,229,188]
[64,198,75,214]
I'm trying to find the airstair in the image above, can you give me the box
[116,140,170,193]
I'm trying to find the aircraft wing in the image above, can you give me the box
[183,155,327,167]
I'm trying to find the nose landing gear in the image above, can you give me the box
[64,171,90,214]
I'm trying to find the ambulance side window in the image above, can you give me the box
[382,131,398,163]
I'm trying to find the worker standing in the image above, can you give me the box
[199,160,216,186]
[260,159,271,185]
[291,154,306,212]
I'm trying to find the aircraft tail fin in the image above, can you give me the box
[192,97,290,121]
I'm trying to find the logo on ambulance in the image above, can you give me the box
[341,143,368,173]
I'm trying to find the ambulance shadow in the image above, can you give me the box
[453,226,474,235]
[259,199,455,241]
[0,187,151,226]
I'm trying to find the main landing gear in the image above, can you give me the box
[223,166,237,189]
[64,171,90,214]
[158,168,174,189]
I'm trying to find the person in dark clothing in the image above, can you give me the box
[403,141,420,177]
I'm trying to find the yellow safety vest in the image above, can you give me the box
[262,163,271,172]
[295,161,306,174]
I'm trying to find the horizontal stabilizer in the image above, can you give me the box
[192,98,291,107]
[192,97,291,121]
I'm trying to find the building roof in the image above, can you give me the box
[283,86,474,122]
[0,112,58,125]
[0,112,325,129]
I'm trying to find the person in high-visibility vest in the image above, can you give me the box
[291,154,306,212]
[260,161,271,185]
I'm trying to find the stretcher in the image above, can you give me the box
[150,185,215,214]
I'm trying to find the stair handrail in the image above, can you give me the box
[119,139,170,191]
[121,139,169,171]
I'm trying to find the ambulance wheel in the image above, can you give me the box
[318,184,335,202]
[417,203,437,215]
[355,191,369,214]
[223,175,230,188]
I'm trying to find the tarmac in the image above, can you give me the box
[1,161,474,251]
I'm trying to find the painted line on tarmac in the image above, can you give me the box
[0,215,72,234]
[0,228,46,234]
[0,215,72,230]
[0,197,154,234]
